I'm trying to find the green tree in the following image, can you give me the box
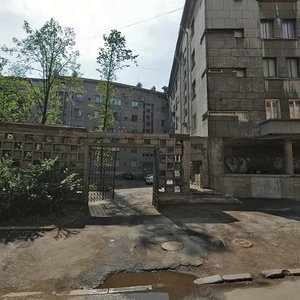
[1,18,81,125]
[95,30,138,131]
[0,57,34,122]
[0,76,35,122]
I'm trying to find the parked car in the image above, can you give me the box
[123,172,134,180]
[145,173,154,185]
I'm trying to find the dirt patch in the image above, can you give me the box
[1,195,300,294]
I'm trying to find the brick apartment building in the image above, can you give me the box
[168,0,300,198]
[57,78,169,177]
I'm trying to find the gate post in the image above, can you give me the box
[182,139,191,193]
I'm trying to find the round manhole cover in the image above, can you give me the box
[161,241,184,251]
[232,238,253,248]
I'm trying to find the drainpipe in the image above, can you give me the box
[174,55,183,134]
[179,24,191,135]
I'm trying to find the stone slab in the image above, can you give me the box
[58,289,109,296]
[2,292,43,298]
[109,285,152,293]
[261,269,286,278]
[222,273,253,282]
[194,275,224,285]
[288,268,300,276]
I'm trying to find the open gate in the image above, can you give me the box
[88,147,117,202]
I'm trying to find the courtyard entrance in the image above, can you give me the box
[88,145,158,217]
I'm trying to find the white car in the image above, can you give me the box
[145,174,154,184]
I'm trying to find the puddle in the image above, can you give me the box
[100,271,223,300]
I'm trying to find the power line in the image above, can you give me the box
[119,7,183,29]
[79,7,183,42]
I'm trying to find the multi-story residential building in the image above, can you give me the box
[168,0,300,198]
[58,78,169,177]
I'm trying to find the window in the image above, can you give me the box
[191,49,195,68]
[130,160,137,168]
[161,106,165,113]
[282,19,296,38]
[263,58,276,77]
[289,100,300,119]
[191,18,195,36]
[192,113,197,132]
[75,109,83,117]
[287,58,299,78]
[131,148,137,153]
[94,110,100,117]
[265,99,281,119]
[131,115,138,122]
[113,112,122,122]
[112,98,122,106]
[75,93,83,102]
[161,120,165,127]
[95,95,101,103]
[192,80,196,98]
[132,100,138,108]
[260,19,274,38]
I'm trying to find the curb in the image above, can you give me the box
[194,268,300,285]
[2,285,153,298]
[0,225,57,231]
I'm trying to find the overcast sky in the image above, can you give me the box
[0,0,184,91]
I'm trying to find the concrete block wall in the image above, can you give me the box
[217,175,300,200]
[205,0,300,138]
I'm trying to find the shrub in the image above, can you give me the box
[0,157,82,219]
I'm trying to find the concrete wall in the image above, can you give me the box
[217,175,300,200]
[205,0,300,138]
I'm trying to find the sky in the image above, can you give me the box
[0,0,185,91]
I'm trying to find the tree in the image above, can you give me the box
[0,76,35,122]
[95,30,138,131]
[0,57,34,122]
[1,18,81,124]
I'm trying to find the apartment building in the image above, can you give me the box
[58,78,169,176]
[168,0,300,198]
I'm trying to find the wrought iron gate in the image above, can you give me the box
[190,160,202,191]
[152,147,159,207]
[89,147,117,202]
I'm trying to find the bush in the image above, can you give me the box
[0,157,82,219]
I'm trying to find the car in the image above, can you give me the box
[145,173,154,185]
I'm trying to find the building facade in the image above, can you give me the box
[58,78,169,177]
[168,0,300,198]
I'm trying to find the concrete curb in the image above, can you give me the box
[56,285,152,296]
[194,268,300,285]
[1,292,43,298]
[0,225,57,231]
[2,285,153,298]
[222,273,253,282]
[261,268,300,279]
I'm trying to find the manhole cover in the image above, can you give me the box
[161,241,184,251]
[232,238,253,248]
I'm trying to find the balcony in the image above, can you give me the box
[260,119,300,136]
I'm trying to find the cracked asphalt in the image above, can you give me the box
[1,179,300,297]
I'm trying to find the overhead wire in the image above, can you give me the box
[79,7,183,42]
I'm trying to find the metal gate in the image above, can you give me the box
[190,160,202,191]
[88,147,117,202]
[152,147,159,207]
